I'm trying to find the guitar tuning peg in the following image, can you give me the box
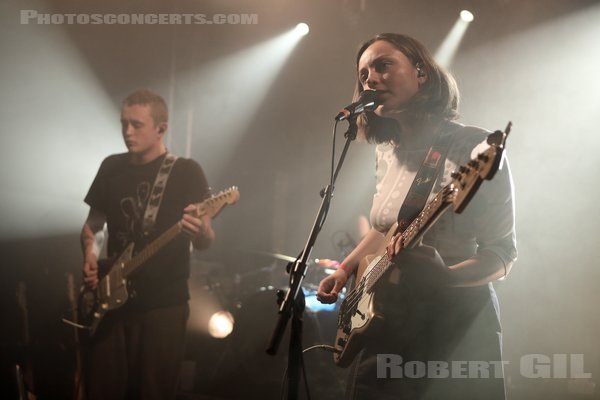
[451,171,461,179]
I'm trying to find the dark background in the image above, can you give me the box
[1,0,599,398]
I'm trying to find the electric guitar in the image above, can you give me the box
[333,124,511,367]
[77,187,240,336]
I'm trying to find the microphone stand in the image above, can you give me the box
[266,118,358,400]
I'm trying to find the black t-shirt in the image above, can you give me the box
[84,152,210,310]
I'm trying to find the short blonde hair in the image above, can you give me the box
[122,89,168,125]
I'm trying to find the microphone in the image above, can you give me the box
[334,90,380,121]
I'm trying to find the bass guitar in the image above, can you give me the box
[77,186,240,336]
[333,124,511,367]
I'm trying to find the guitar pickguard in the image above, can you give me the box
[79,243,133,335]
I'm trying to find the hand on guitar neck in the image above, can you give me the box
[181,204,215,250]
[82,202,215,291]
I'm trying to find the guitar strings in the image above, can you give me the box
[340,216,429,314]
[338,194,444,316]
[339,204,446,322]
[337,151,493,325]
[340,254,391,317]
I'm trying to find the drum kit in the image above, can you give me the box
[187,250,347,397]
[189,249,344,327]
[233,250,344,312]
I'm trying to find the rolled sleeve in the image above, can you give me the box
[470,155,518,267]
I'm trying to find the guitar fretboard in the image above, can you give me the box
[123,223,182,278]
[363,185,455,293]
[117,187,238,279]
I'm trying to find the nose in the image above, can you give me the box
[122,123,133,137]
[364,69,381,90]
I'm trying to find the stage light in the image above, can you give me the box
[0,1,118,240]
[181,24,309,179]
[460,10,474,22]
[208,311,235,338]
[295,22,310,36]
[434,10,474,67]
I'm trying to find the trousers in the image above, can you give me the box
[85,302,189,400]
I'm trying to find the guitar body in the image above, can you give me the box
[78,243,134,336]
[333,254,388,367]
[333,223,401,367]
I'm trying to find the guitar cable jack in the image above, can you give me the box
[61,318,90,330]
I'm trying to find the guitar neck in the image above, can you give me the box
[123,222,182,278]
[364,186,453,292]
[361,129,509,293]
[117,186,239,279]
[401,186,454,249]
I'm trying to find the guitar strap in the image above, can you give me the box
[396,122,456,232]
[142,152,178,236]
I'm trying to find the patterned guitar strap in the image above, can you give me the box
[142,152,178,236]
[396,123,456,232]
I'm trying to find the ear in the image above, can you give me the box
[415,63,427,86]
[417,74,427,87]
[157,123,167,135]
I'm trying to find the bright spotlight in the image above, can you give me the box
[186,24,308,177]
[435,9,475,67]
[208,311,234,338]
[460,10,474,22]
[295,23,310,36]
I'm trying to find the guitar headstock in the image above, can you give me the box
[197,186,240,218]
[449,122,511,213]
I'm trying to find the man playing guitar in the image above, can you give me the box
[81,89,215,400]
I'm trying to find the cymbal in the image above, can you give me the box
[241,249,339,269]
[243,249,299,263]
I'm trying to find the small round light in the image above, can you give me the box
[295,23,310,36]
[460,10,474,22]
[208,311,234,338]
